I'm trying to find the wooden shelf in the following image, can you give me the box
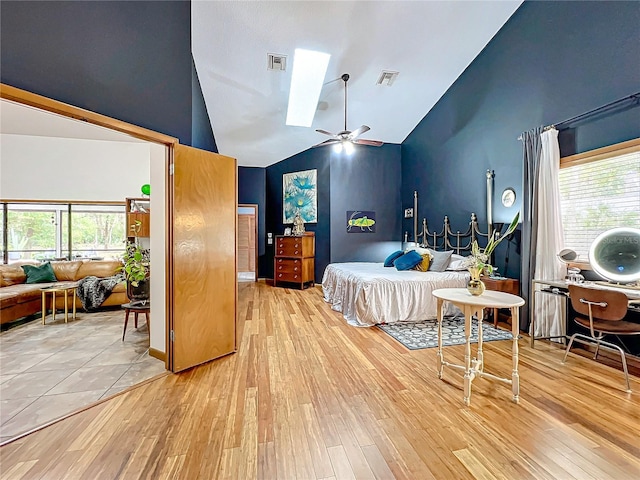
[126,197,150,239]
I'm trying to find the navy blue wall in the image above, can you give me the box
[191,57,218,152]
[1,1,216,150]
[265,150,331,282]
[330,144,402,263]
[402,1,640,280]
[264,144,402,282]
[238,167,267,276]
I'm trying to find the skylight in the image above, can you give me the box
[285,49,331,127]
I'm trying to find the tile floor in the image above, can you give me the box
[238,271,256,282]
[0,308,166,443]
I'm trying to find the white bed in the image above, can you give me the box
[322,262,468,327]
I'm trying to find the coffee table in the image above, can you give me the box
[40,283,78,325]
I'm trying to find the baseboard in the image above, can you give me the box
[149,347,166,362]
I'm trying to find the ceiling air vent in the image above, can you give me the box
[267,53,287,71]
[376,70,399,86]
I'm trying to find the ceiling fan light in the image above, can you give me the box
[343,141,354,155]
[333,143,343,153]
[285,49,331,127]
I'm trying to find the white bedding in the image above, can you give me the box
[322,262,468,327]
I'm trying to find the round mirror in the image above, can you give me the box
[501,188,516,207]
[557,248,577,262]
[589,227,640,283]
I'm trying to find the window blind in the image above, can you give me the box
[558,150,640,259]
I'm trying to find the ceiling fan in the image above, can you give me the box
[312,73,383,150]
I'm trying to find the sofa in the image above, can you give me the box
[0,260,128,325]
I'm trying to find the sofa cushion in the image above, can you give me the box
[76,260,123,280]
[0,283,52,309]
[0,265,27,286]
[51,261,83,281]
[22,262,57,284]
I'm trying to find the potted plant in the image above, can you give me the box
[122,221,150,304]
[464,211,520,295]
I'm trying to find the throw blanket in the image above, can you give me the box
[77,274,125,311]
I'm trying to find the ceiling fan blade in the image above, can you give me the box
[348,125,370,140]
[312,139,341,148]
[315,129,336,137]
[353,139,384,147]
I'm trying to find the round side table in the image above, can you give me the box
[121,302,150,342]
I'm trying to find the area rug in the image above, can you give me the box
[377,317,514,350]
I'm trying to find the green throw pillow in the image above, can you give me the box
[21,262,57,284]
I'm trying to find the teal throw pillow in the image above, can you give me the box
[384,250,404,267]
[21,262,57,284]
[394,250,423,271]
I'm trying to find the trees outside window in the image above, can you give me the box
[2,203,126,262]
[559,144,640,259]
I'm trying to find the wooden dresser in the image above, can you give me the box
[274,233,315,289]
[483,277,520,327]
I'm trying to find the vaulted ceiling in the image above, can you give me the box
[192,1,523,167]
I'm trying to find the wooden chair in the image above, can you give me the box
[563,284,640,392]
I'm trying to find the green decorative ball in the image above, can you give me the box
[141,184,151,196]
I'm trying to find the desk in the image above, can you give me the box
[40,283,78,324]
[433,288,525,406]
[530,279,640,347]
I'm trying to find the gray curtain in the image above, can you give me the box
[520,127,543,331]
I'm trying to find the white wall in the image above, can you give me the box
[149,143,166,354]
[0,134,150,201]
[1,132,167,356]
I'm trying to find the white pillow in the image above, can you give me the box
[447,253,469,271]
[405,245,431,256]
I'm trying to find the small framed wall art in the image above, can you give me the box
[347,211,376,233]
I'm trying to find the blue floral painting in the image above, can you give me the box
[283,169,317,223]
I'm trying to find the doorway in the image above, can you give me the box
[237,204,258,282]
[1,84,237,441]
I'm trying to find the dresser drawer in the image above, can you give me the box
[275,258,302,274]
[276,241,303,257]
[275,271,302,283]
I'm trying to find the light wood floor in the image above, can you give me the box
[1,282,639,479]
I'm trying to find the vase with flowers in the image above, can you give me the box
[463,212,520,296]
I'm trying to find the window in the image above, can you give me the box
[559,139,640,259]
[5,204,61,261]
[2,202,126,263]
[70,205,126,260]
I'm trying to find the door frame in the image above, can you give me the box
[1,83,176,369]
[238,203,258,281]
